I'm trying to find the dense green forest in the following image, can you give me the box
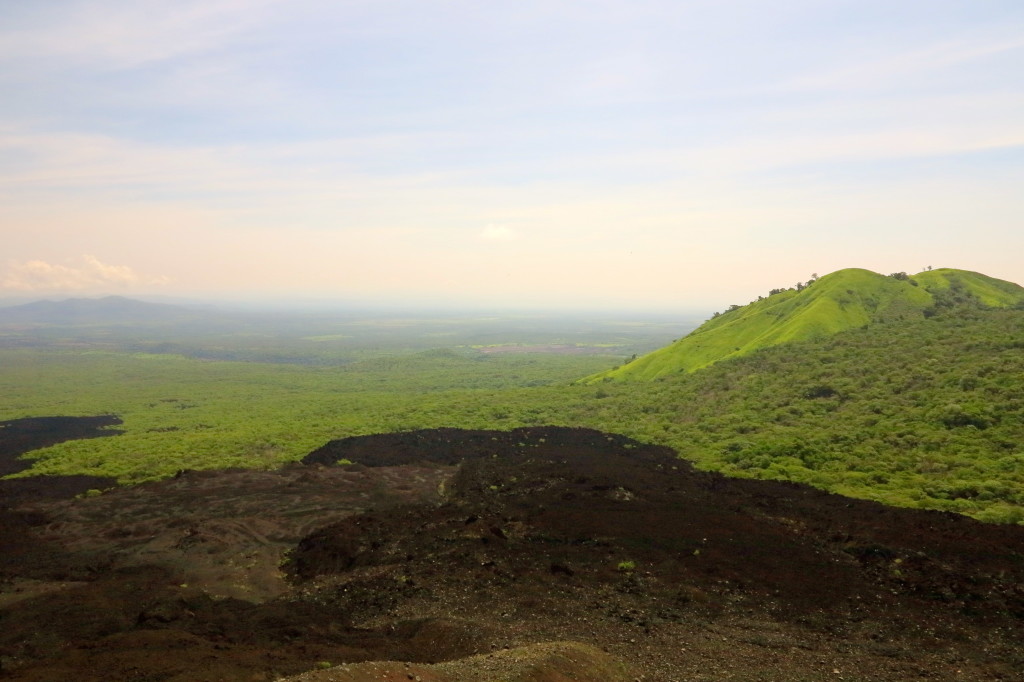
[3,304,1023,524]
[0,348,618,479]
[588,307,1024,524]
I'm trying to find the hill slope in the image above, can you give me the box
[2,427,1022,680]
[585,267,1024,382]
[562,307,1024,522]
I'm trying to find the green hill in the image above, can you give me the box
[913,268,1024,307]
[584,268,1024,382]
[560,306,1024,523]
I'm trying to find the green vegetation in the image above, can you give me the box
[576,307,1024,524]
[584,268,1024,382]
[0,348,621,481]
[5,306,1023,523]
[3,273,1024,525]
[914,268,1024,308]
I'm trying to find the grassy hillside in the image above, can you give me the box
[561,307,1024,523]
[914,268,1024,308]
[585,268,1024,382]
[2,307,1023,523]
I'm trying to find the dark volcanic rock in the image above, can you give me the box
[294,427,1024,680]
[0,415,122,477]
[303,426,679,468]
[0,416,121,508]
[1,426,1022,681]
[0,475,120,505]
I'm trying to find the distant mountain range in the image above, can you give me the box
[0,295,216,326]
[585,268,1024,382]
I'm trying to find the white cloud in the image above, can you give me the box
[480,224,519,242]
[1,254,168,292]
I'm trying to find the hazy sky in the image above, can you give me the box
[2,1,1022,310]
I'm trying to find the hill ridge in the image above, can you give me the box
[584,267,1024,382]
[0,295,206,325]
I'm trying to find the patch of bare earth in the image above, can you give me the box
[285,641,632,682]
[1,423,1022,680]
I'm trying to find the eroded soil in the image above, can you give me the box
[1,422,1022,680]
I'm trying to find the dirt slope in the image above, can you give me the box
[1,422,1022,680]
[284,641,632,682]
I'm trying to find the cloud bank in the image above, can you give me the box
[1,255,169,293]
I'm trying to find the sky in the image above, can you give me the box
[1,0,1023,311]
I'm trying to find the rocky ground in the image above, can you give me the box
[1,420,1022,680]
